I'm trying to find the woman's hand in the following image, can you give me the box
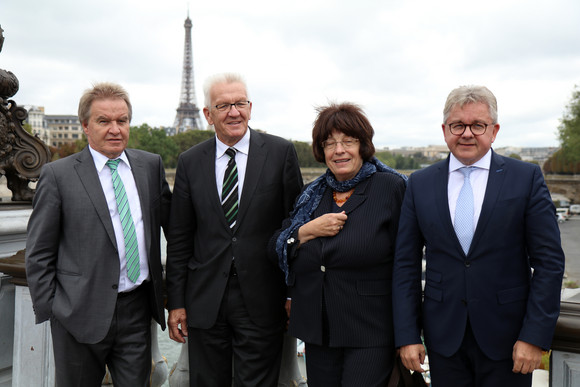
[298,211,347,245]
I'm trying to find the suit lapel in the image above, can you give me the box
[435,158,456,244]
[126,150,151,253]
[471,151,506,252]
[340,177,369,214]
[235,129,265,231]
[201,138,229,229]
[432,157,469,258]
[74,147,118,249]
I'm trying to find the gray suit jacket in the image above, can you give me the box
[25,147,171,344]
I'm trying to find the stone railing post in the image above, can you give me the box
[0,250,55,386]
[551,290,580,387]
[0,273,15,387]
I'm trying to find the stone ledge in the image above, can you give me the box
[553,291,580,353]
[0,250,26,286]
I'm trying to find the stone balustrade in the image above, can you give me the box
[0,207,307,386]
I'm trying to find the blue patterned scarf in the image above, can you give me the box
[275,157,407,284]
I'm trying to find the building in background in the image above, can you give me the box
[24,108,83,148]
[44,114,82,148]
[24,105,50,145]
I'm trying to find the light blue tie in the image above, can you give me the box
[454,167,474,255]
[106,159,140,283]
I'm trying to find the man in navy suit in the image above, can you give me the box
[393,85,565,386]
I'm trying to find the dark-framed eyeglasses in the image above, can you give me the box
[322,138,359,151]
[213,100,251,112]
[447,122,492,136]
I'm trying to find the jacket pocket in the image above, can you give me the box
[187,260,199,271]
[497,285,529,305]
[426,269,442,283]
[424,284,443,302]
[56,269,81,276]
[357,280,390,296]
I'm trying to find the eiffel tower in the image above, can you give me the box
[173,15,203,133]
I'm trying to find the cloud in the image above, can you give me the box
[2,0,579,149]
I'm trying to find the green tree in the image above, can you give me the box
[544,149,580,175]
[128,124,179,168]
[556,85,580,172]
[23,123,33,134]
[292,141,322,168]
[172,130,215,157]
[375,150,420,170]
[50,137,88,161]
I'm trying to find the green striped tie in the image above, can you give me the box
[222,148,239,228]
[106,159,140,283]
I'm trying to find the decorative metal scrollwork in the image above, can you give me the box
[0,24,51,201]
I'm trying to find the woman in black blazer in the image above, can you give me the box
[270,102,407,386]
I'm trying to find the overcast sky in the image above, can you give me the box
[2,0,579,149]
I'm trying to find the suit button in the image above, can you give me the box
[465,261,471,267]
[321,265,326,272]
[232,237,237,243]
[112,284,118,290]
[461,299,467,305]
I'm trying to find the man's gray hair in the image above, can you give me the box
[203,73,249,108]
[443,85,498,124]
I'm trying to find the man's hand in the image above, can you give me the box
[512,340,542,374]
[399,344,426,372]
[168,308,188,343]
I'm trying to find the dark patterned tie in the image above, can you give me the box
[106,159,140,282]
[454,167,474,255]
[222,148,239,229]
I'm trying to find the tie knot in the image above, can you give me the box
[225,148,236,159]
[460,166,473,178]
[106,159,121,171]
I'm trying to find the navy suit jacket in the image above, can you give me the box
[166,129,303,329]
[393,150,564,360]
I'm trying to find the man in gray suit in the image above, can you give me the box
[25,82,172,387]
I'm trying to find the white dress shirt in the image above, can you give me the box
[448,150,492,231]
[215,129,250,202]
[89,146,149,292]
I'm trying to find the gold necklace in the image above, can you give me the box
[333,190,353,204]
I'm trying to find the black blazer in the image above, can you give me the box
[25,147,172,344]
[166,129,303,328]
[271,172,406,347]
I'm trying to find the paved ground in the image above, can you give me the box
[559,214,580,286]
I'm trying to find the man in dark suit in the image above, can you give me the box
[393,85,565,386]
[25,82,171,387]
[166,72,303,386]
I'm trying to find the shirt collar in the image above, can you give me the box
[88,146,131,172]
[449,149,492,173]
[216,129,251,159]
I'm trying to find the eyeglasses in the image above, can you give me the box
[322,138,359,151]
[447,122,492,136]
[213,101,251,112]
